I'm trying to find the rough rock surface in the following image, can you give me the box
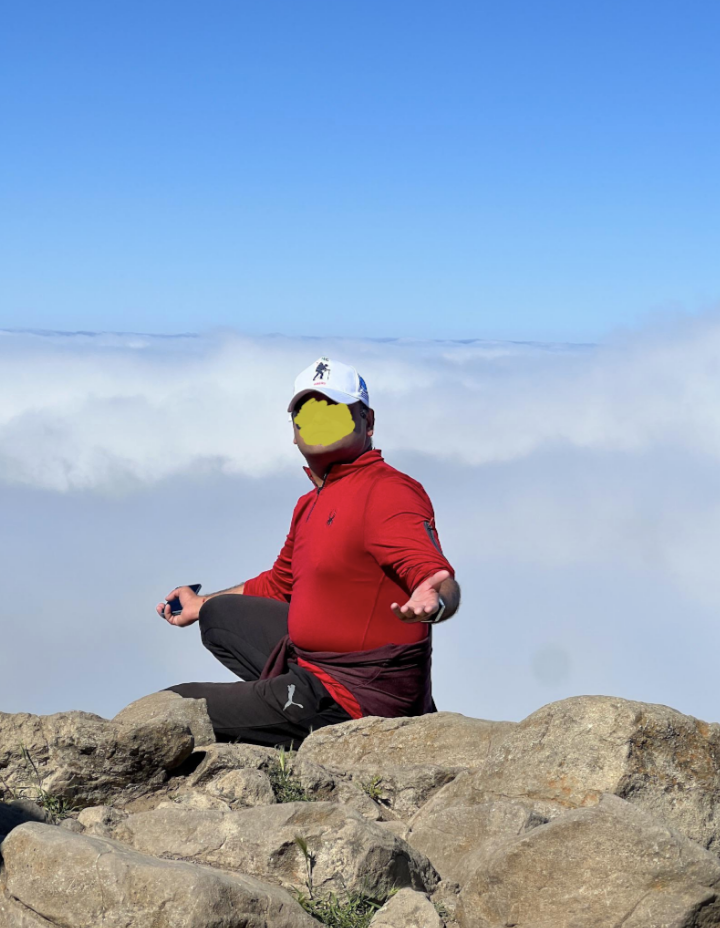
[1,822,315,928]
[456,794,720,928]
[184,743,278,785]
[370,888,443,927]
[289,756,385,820]
[408,796,549,883]
[87,802,439,899]
[113,691,215,748]
[298,712,515,771]
[0,884,52,927]
[0,708,193,807]
[416,695,720,854]
[346,764,460,820]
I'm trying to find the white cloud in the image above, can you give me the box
[3,315,720,492]
[2,318,720,724]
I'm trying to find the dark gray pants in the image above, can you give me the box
[168,594,351,747]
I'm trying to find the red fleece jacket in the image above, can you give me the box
[243,449,455,714]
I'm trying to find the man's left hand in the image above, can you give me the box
[391,570,451,622]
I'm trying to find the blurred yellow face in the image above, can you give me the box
[293,397,355,447]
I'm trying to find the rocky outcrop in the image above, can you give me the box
[83,802,439,899]
[295,712,515,822]
[409,694,720,874]
[456,794,720,928]
[297,711,515,770]
[0,694,208,808]
[2,693,720,927]
[113,690,215,748]
[1,823,314,928]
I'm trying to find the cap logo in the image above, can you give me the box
[358,375,369,404]
[313,359,330,382]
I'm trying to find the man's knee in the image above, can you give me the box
[198,594,241,635]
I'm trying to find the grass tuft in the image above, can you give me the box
[295,890,385,928]
[358,774,385,803]
[268,746,313,803]
[1,745,76,822]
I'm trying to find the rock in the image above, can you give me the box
[407,796,550,883]
[378,819,410,842]
[205,768,276,807]
[347,764,459,820]
[420,696,720,852]
[114,690,215,747]
[99,802,439,899]
[57,817,84,833]
[431,880,460,924]
[76,804,128,838]
[297,712,515,772]
[158,791,233,812]
[0,884,53,926]
[0,709,193,808]
[456,794,720,928]
[290,756,384,821]
[0,800,50,840]
[173,743,277,808]
[184,743,278,787]
[370,888,443,927]
[2,821,316,928]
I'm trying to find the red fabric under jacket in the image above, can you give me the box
[243,449,454,716]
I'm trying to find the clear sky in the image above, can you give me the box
[2,1,719,341]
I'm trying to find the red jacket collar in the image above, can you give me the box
[303,448,383,486]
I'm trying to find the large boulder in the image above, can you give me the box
[297,712,515,771]
[296,712,515,822]
[89,801,439,900]
[456,794,720,928]
[414,696,720,853]
[1,822,315,928]
[0,708,194,808]
[113,691,215,747]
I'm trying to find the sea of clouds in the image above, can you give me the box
[2,319,720,724]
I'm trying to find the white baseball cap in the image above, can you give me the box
[288,357,370,412]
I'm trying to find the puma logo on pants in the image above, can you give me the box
[283,684,304,711]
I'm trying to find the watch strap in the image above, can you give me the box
[421,595,446,624]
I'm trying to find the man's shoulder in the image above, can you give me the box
[367,458,433,503]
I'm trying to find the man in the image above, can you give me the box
[158,357,460,746]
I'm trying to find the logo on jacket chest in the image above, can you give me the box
[326,509,337,526]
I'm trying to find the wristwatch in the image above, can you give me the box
[421,596,446,624]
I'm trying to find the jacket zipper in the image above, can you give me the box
[306,475,328,521]
[423,520,442,553]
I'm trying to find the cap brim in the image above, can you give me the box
[287,386,361,413]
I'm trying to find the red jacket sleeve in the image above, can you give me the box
[364,474,455,595]
[243,514,296,603]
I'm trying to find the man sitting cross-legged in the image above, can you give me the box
[158,356,460,747]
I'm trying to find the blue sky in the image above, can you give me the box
[2,0,719,341]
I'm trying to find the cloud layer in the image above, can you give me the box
[2,319,720,724]
[3,316,720,492]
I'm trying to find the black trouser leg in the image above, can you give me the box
[198,594,290,681]
[167,594,352,747]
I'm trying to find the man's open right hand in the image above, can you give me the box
[156,587,205,627]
